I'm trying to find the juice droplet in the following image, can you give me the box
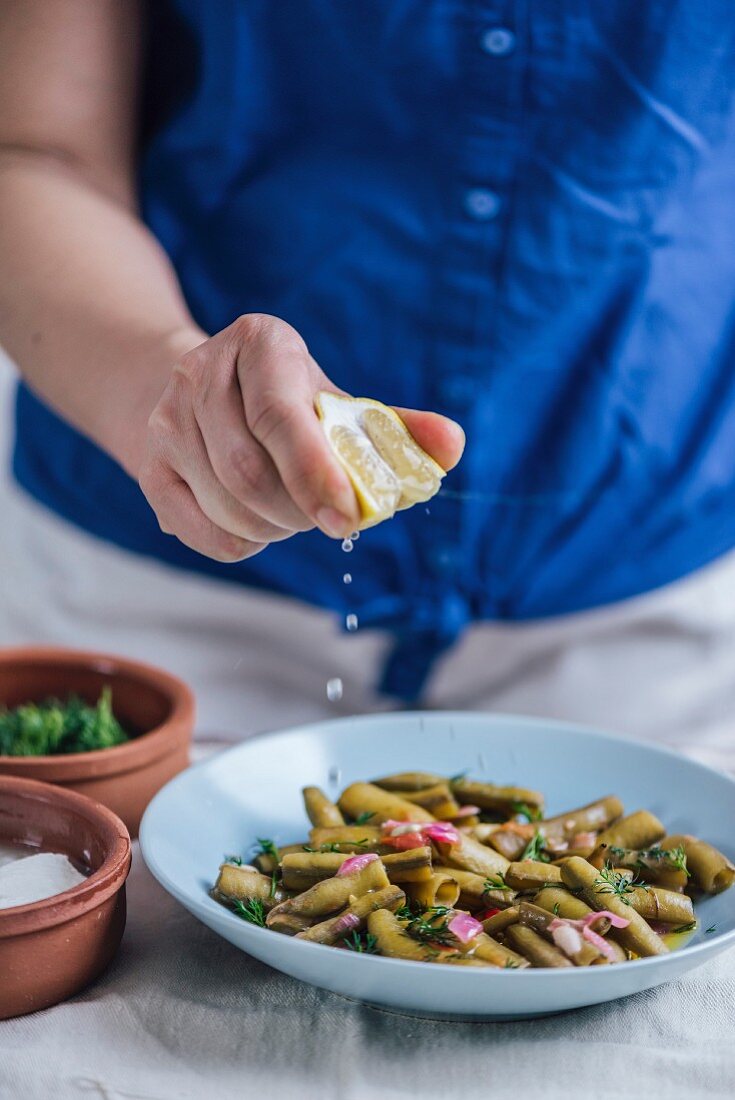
[343,573,352,584]
[350,530,360,540]
[341,538,353,553]
[345,613,359,632]
[326,677,343,702]
[425,507,431,515]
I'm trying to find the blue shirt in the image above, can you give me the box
[13,1,735,699]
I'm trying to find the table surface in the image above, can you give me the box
[1,840,735,1100]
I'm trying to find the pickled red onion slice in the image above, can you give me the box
[336,853,379,876]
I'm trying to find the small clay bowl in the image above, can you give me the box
[0,647,195,837]
[0,775,131,1019]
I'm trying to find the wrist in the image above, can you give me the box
[103,324,207,478]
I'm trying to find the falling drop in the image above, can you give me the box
[341,538,353,553]
[345,613,359,632]
[425,507,431,515]
[326,677,343,702]
[343,572,352,584]
[350,530,360,540]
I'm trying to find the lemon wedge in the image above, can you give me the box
[316,392,445,528]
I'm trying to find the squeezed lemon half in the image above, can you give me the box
[316,392,445,528]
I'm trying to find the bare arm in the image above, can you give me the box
[0,0,463,561]
[0,0,202,473]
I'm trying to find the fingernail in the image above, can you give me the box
[316,507,352,538]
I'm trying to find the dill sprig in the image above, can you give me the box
[483,872,512,893]
[511,801,542,823]
[302,838,369,853]
[705,924,717,934]
[399,905,455,946]
[232,898,267,927]
[671,920,697,934]
[504,959,521,969]
[353,811,375,825]
[254,837,279,862]
[343,930,378,953]
[226,855,243,866]
[449,770,469,784]
[520,830,550,863]
[594,864,647,906]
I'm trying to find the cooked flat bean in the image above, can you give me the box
[451,779,544,815]
[487,828,532,861]
[372,772,443,791]
[532,886,609,929]
[308,826,383,853]
[382,847,434,884]
[482,906,521,936]
[405,871,460,909]
[339,782,435,824]
[505,861,563,891]
[367,909,491,965]
[297,885,405,945]
[559,857,668,957]
[437,833,510,878]
[505,924,573,968]
[212,864,287,908]
[518,902,607,966]
[302,786,345,828]
[464,932,530,969]
[663,834,735,895]
[254,843,306,874]
[391,784,461,818]
[625,885,694,925]
[590,843,688,891]
[591,810,665,854]
[267,860,389,925]
[541,796,624,841]
[266,910,312,935]
[434,865,516,910]
[281,851,348,890]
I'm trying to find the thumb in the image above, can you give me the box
[392,407,466,472]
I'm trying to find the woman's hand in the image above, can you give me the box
[139,314,465,562]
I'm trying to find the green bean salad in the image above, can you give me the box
[211,771,735,968]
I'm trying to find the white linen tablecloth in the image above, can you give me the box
[1,826,734,1100]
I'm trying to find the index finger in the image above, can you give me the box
[239,325,360,537]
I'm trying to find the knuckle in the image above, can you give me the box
[171,343,208,384]
[225,443,271,499]
[248,394,297,445]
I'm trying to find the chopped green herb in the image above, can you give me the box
[400,906,454,946]
[449,770,469,784]
[226,855,243,866]
[232,898,267,927]
[520,830,551,863]
[552,902,561,916]
[632,844,690,877]
[705,924,717,934]
[671,920,697,934]
[593,864,647,906]
[0,686,129,757]
[483,873,511,893]
[504,959,521,969]
[511,801,542,823]
[353,811,375,825]
[254,837,280,863]
[343,930,378,954]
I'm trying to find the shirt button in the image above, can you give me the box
[480,27,516,56]
[464,188,501,221]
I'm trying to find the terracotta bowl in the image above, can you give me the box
[0,647,195,837]
[0,775,131,1019]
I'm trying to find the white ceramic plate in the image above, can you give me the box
[140,712,735,1019]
